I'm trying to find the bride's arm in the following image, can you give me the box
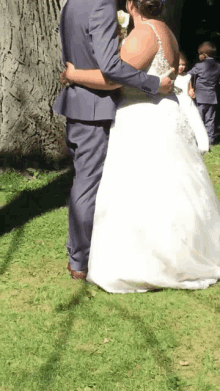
[63,63,122,90]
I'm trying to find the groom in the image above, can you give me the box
[53,0,175,280]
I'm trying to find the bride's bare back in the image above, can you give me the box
[120,20,179,74]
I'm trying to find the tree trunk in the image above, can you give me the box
[162,0,186,41]
[0,0,67,167]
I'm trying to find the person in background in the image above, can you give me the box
[178,52,195,98]
[188,41,220,147]
[178,52,188,76]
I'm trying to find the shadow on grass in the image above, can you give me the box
[10,283,185,391]
[213,132,220,146]
[0,169,73,274]
[0,226,25,275]
[0,153,70,172]
[43,291,182,390]
[0,169,73,236]
[15,283,89,391]
[105,298,184,389]
[184,284,220,315]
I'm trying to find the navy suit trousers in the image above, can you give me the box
[196,103,216,144]
[66,119,111,271]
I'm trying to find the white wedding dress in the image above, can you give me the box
[86,23,220,293]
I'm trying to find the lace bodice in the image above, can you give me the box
[143,22,171,77]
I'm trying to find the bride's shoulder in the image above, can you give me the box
[124,25,158,49]
[120,24,158,68]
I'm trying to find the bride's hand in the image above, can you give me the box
[60,62,76,87]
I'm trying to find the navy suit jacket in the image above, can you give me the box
[53,0,160,121]
[188,58,220,105]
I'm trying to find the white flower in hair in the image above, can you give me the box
[117,10,130,28]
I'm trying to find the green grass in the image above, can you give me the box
[1,148,220,391]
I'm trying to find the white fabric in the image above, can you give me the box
[87,23,220,293]
[175,74,209,154]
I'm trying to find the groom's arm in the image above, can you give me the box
[89,0,159,96]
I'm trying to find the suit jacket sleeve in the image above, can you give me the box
[187,64,198,77]
[89,0,160,96]
[187,65,198,89]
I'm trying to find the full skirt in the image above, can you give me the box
[87,92,220,293]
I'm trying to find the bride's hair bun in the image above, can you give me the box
[133,0,164,19]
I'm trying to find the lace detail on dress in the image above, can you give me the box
[145,22,171,75]
[177,106,197,147]
[175,105,213,220]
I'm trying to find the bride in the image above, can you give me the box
[63,0,220,293]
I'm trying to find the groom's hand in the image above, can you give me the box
[158,68,176,94]
[60,67,70,88]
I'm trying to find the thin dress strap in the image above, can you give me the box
[146,22,182,94]
[144,21,171,75]
[144,21,162,49]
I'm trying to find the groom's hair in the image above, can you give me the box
[198,42,217,58]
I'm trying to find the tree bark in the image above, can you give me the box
[0,0,67,167]
[162,0,186,41]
